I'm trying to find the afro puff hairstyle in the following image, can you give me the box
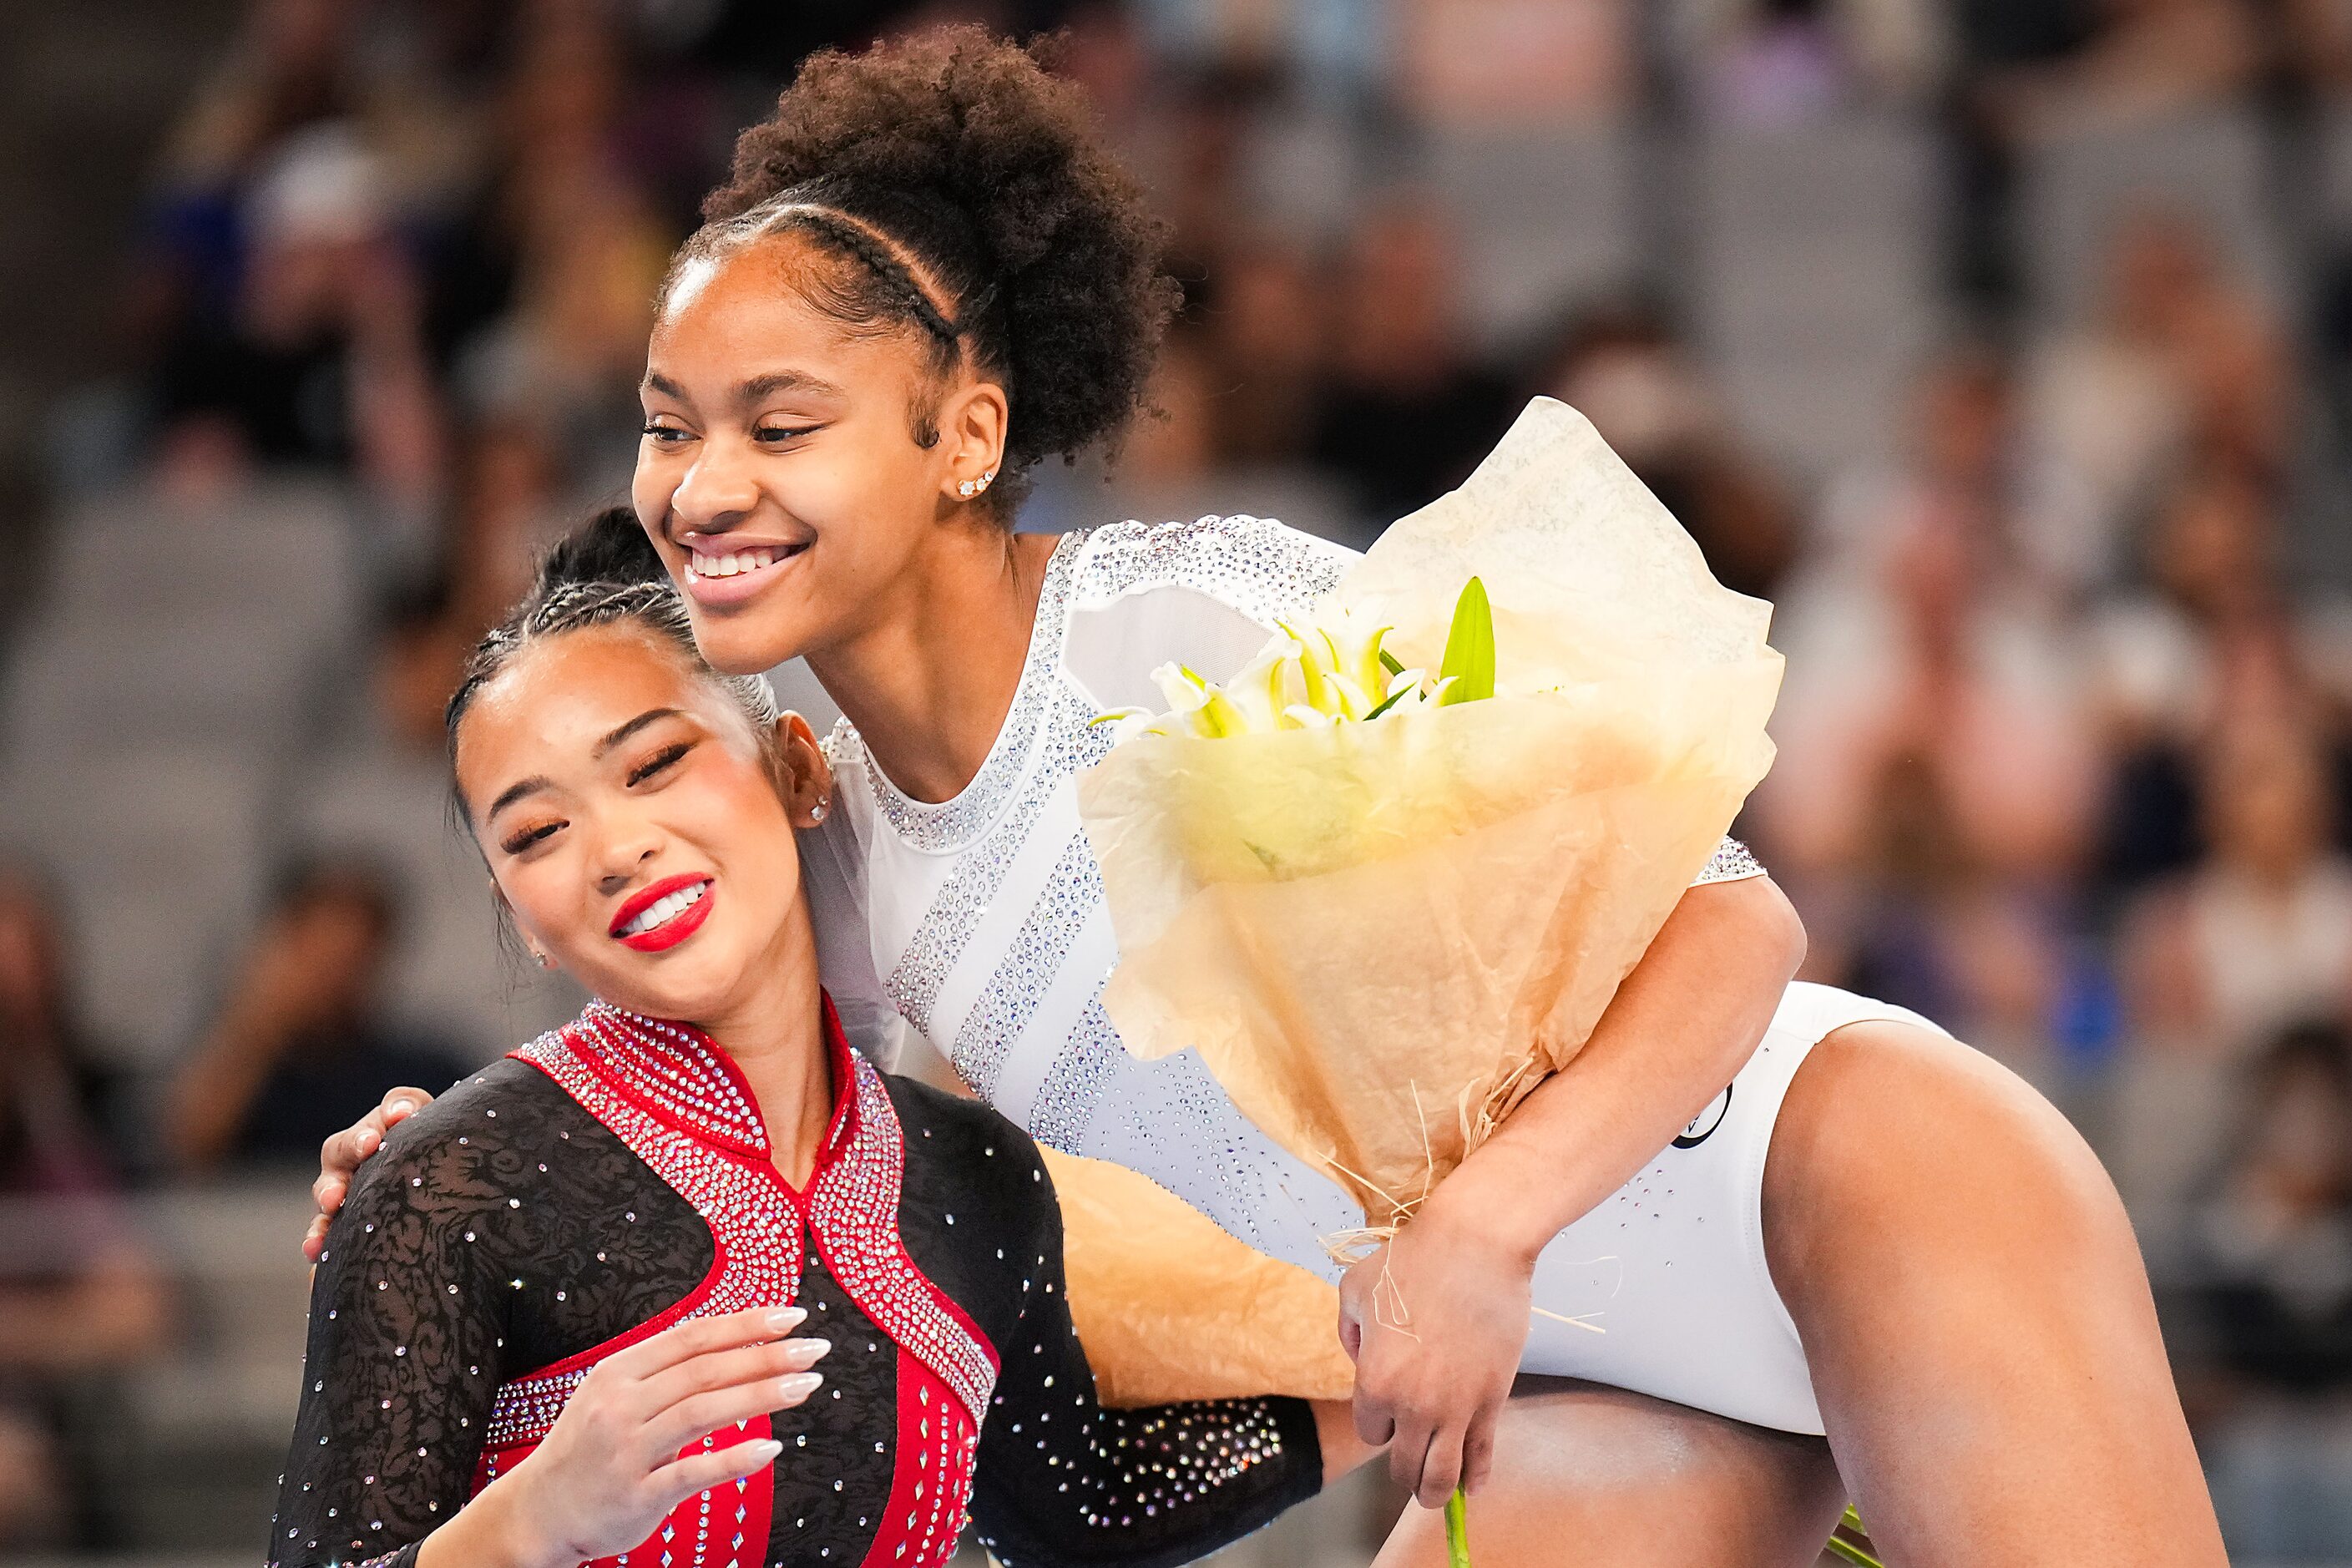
[685,28,1181,516]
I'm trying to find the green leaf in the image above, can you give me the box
[1437,577,1495,706]
[1444,1488,1472,1568]
[1380,649,1406,678]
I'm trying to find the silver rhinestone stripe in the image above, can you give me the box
[1024,998,1121,1155]
[1692,836,1767,886]
[884,685,1113,1040]
[948,832,1104,1100]
[807,1057,999,1426]
[489,1019,802,1448]
[895,1363,981,1568]
[859,531,1086,853]
[576,1001,766,1153]
[1073,515,1353,626]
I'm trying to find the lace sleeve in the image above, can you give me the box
[966,1152,1321,1568]
[267,1102,513,1568]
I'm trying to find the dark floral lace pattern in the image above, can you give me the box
[271,1054,1320,1568]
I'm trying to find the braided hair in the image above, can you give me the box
[445,508,780,827]
[670,27,1181,515]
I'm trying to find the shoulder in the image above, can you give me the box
[344,1056,580,1215]
[881,1072,1053,1235]
[1069,515,1358,627]
[1056,518,1358,708]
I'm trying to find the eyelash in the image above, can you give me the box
[637,422,820,444]
[496,743,691,854]
[629,741,691,785]
[501,822,557,856]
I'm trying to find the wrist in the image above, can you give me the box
[462,1462,570,1568]
[1414,1157,1550,1272]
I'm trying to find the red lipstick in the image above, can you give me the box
[609,874,716,953]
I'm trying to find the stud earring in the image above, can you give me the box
[978,468,996,493]
[810,796,830,824]
[958,478,978,498]
[531,950,554,970]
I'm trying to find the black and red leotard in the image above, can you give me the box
[268,999,1319,1568]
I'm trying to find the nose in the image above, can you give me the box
[667,432,761,535]
[590,809,662,896]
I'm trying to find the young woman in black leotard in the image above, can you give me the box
[267,518,1357,1568]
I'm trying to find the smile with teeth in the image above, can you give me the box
[616,879,710,938]
[687,544,800,579]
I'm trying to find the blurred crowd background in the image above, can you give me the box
[3,0,2352,1561]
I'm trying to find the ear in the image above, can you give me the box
[935,377,1009,505]
[771,711,835,829]
[489,878,559,972]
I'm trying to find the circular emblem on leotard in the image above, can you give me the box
[1671,1083,1733,1149]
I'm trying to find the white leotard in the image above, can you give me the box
[802,516,1948,1436]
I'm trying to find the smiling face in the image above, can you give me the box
[630,235,1007,677]
[453,621,819,1025]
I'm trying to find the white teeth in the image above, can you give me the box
[690,547,784,579]
[619,881,709,938]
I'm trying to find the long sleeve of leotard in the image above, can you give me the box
[267,1100,513,1568]
[964,1144,1322,1568]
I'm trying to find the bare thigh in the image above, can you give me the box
[1373,1377,1846,1568]
[1764,1021,2226,1566]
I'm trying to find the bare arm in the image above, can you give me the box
[1343,873,1807,1507]
[1434,873,1804,1258]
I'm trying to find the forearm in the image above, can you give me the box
[1430,875,1805,1262]
[165,1012,284,1171]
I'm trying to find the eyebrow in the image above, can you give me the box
[483,709,686,823]
[594,707,686,758]
[640,369,845,407]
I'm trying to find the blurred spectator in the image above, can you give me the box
[1763,406,2099,1073]
[150,119,446,503]
[1308,202,1517,525]
[2191,1019,2352,1392]
[1677,0,1948,126]
[1199,238,1326,469]
[1537,300,1799,600]
[451,4,675,472]
[0,867,169,1549]
[2185,1020,2352,1557]
[0,867,130,1172]
[2086,468,2352,894]
[1824,340,2107,593]
[2109,717,2352,1241]
[2121,721,2352,1066]
[1396,0,1636,125]
[1972,0,2263,144]
[163,858,472,1173]
[1048,322,1355,543]
[2027,210,2293,566]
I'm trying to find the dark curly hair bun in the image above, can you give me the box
[536,505,666,596]
[695,27,1179,503]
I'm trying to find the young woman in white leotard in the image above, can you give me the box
[302,30,2223,1566]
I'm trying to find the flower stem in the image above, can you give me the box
[1445,1487,1471,1568]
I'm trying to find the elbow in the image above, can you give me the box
[1753,874,1808,983]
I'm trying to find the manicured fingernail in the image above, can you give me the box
[358,1129,378,1152]
[776,1373,822,1401]
[764,1307,806,1333]
[792,1337,832,1363]
[747,1439,782,1462]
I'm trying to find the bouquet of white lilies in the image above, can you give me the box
[1079,398,1783,1242]
[1071,397,1784,1561]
